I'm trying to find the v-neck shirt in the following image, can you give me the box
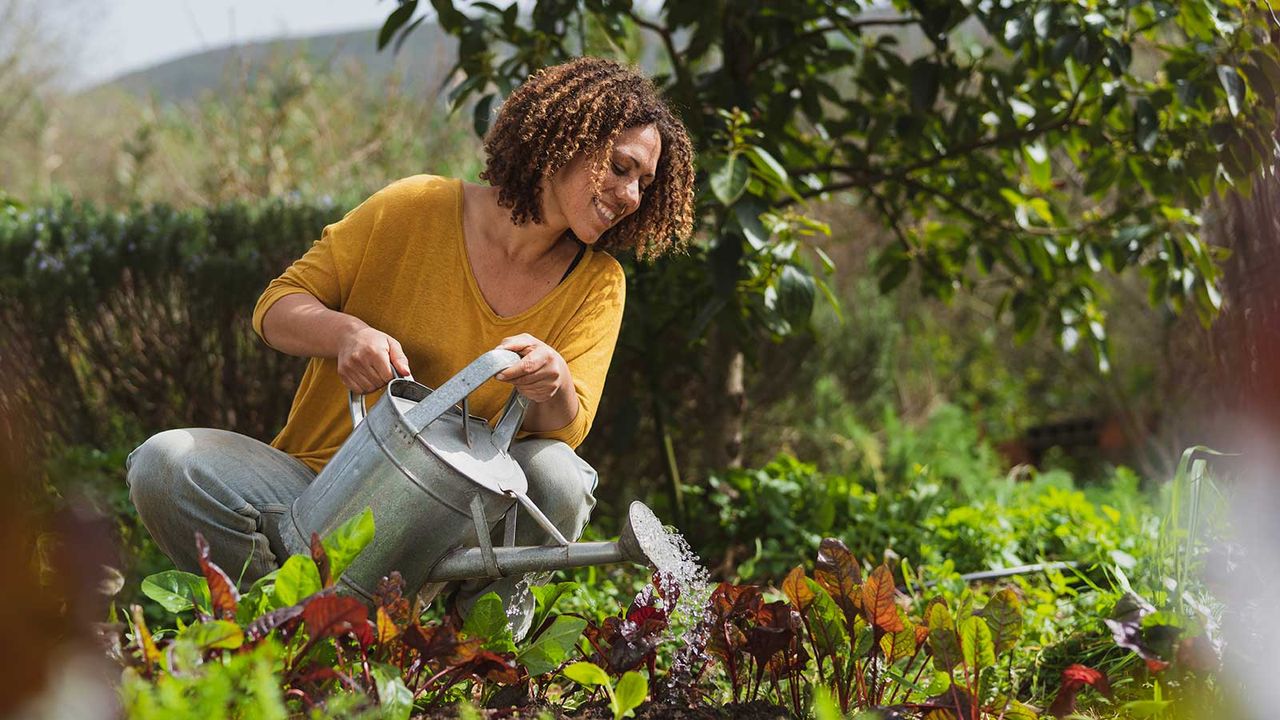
[252,175,626,472]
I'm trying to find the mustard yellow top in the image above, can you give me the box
[252,175,626,473]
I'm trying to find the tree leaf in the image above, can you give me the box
[518,616,588,676]
[710,153,749,206]
[613,670,648,718]
[462,592,516,654]
[1217,65,1245,117]
[1134,98,1159,152]
[378,0,419,50]
[744,146,789,188]
[860,564,905,632]
[909,58,941,113]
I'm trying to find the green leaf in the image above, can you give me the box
[529,581,579,634]
[926,600,962,671]
[274,555,322,607]
[372,663,414,720]
[1024,142,1051,191]
[880,620,917,663]
[378,0,419,50]
[743,146,789,188]
[710,153,749,206]
[804,579,850,658]
[177,619,244,650]
[1217,65,1245,117]
[322,507,375,581]
[980,588,1024,655]
[462,592,516,653]
[563,661,611,687]
[1134,98,1159,152]
[141,570,210,615]
[909,58,941,113]
[518,616,588,676]
[775,265,816,328]
[613,671,648,719]
[959,615,996,671]
[473,93,496,138]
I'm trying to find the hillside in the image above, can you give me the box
[94,25,457,105]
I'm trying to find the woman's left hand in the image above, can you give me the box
[495,334,571,403]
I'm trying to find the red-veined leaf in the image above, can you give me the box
[194,531,239,620]
[131,604,162,667]
[302,594,372,646]
[861,564,905,632]
[781,566,814,611]
[814,538,862,618]
[1049,663,1112,718]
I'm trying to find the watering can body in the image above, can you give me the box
[281,349,544,600]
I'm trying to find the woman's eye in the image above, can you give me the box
[611,163,626,176]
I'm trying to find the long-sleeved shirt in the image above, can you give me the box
[252,175,626,473]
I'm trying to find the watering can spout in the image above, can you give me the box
[424,501,665,582]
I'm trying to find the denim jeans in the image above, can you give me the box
[126,428,597,639]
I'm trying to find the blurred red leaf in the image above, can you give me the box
[1049,663,1111,718]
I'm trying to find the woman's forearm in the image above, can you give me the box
[260,293,368,359]
[520,382,580,432]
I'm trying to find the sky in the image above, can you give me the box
[54,1,396,89]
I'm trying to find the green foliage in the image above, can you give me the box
[382,0,1277,370]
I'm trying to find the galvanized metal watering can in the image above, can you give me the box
[281,349,665,602]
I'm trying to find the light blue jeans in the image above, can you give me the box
[126,428,597,638]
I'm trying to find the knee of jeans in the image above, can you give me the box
[514,440,597,531]
[126,429,196,511]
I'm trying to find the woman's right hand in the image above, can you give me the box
[337,326,413,393]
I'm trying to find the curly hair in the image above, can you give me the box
[480,57,696,260]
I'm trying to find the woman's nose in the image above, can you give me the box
[613,180,641,215]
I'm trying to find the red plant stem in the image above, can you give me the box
[285,687,314,709]
[890,651,929,705]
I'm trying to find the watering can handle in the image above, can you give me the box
[348,368,406,428]
[401,349,527,449]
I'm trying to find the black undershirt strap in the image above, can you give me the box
[559,242,587,284]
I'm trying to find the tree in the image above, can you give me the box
[378,0,1278,489]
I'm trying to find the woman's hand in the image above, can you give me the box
[338,326,413,393]
[495,334,571,403]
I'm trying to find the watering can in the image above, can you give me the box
[281,349,667,602]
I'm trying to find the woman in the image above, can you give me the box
[125,57,695,637]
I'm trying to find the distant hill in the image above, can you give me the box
[93,25,457,105]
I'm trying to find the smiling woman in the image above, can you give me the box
[124,55,696,640]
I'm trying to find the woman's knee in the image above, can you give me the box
[510,439,597,531]
[126,429,197,511]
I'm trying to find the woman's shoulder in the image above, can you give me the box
[364,174,461,214]
[575,249,627,307]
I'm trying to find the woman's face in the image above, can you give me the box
[544,123,662,244]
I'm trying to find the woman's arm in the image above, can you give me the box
[261,293,412,393]
[495,333,579,432]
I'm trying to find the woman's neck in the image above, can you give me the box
[465,183,569,264]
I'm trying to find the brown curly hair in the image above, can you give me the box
[480,57,696,260]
